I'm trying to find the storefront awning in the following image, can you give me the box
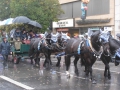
[76,19,111,25]
[57,28,68,31]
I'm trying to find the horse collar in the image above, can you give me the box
[88,37,103,56]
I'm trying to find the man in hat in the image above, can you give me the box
[0,37,11,68]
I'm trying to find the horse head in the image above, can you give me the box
[101,42,111,57]
[90,30,101,52]
[99,31,120,65]
[60,32,70,47]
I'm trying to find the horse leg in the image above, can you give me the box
[56,57,61,67]
[84,59,89,76]
[34,52,40,67]
[65,55,71,77]
[101,54,108,79]
[49,55,52,66]
[104,64,108,79]
[74,56,79,76]
[89,65,96,84]
[107,64,111,79]
[45,53,51,70]
[115,56,119,66]
[84,65,87,72]
[43,58,46,67]
[30,56,33,64]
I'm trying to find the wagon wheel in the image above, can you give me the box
[13,56,20,64]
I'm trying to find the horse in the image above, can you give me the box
[65,30,102,82]
[99,42,112,79]
[41,32,69,69]
[29,38,42,67]
[80,39,97,79]
[99,34,120,79]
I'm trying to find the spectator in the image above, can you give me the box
[0,37,11,68]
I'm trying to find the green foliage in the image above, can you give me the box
[0,0,64,32]
[0,0,11,20]
[0,24,40,33]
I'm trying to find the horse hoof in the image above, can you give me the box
[108,76,111,80]
[115,62,119,66]
[75,71,79,76]
[56,64,61,67]
[92,80,97,84]
[34,64,39,67]
[66,71,70,77]
[86,73,89,76]
[31,61,33,64]
[67,75,70,79]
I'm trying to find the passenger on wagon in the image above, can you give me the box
[13,28,21,41]
[29,30,38,39]
[21,28,28,40]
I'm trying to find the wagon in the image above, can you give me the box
[11,41,30,64]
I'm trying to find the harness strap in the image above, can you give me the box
[38,41,41,50]
[88,37,103,56]
[115,48,120,58]
[78,41,83,54]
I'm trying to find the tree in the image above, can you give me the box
[0,0,11,20]
[10,0,64,32]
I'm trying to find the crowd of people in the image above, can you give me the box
[0,28,41,68]
[11,28,40,41]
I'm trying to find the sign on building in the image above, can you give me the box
[104,27,112,31]
[53,19,74,28]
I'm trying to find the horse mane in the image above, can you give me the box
[91,30,100,36]
[90,30,101,52]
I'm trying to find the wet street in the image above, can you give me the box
[0,56,120,90]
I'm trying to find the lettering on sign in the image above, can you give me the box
[57,21,68,27]
[53,19,73,28]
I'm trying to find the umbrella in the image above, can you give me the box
[28,20,42,28]
[116,33,120,37]
[0,18,14,26]
[3,18,14,25]
[12,16,31,24]
[10,28,16,38]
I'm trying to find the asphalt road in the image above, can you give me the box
[0,56,120,90]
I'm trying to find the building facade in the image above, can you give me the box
[115,0,120,38]
[53,0,115,37]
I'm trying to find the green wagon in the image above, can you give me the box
[11,42,30,64]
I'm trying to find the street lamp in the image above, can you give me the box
[81,0,90,21]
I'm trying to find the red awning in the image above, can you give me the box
[57,28,68,31]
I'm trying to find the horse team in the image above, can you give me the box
[28,30,120,83]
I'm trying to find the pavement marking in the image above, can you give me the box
[0,75,34,90]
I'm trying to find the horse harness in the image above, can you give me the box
[87,37,103,58]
